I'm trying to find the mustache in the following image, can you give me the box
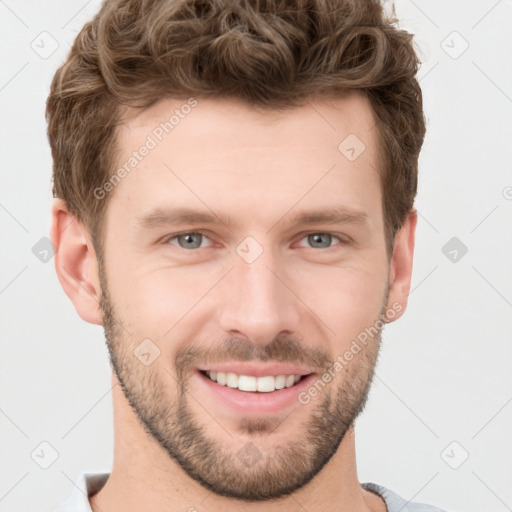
[174,335,333,380]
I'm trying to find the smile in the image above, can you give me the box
[201,370,308,393]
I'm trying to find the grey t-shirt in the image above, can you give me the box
[57,473,448,511]
[362,482,448,511]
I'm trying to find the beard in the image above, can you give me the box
[99,266,387,502]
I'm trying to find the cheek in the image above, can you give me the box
[291,262,387,343]
[109,264,212,339]
[106,240,388,346]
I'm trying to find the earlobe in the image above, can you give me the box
[385,209,417,322]
[50,199,103,325]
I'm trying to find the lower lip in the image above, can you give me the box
[193,370,316,416]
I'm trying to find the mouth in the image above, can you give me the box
[194,368,317,416]
[199,369,311,393]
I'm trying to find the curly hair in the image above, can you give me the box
[46,0,426,257]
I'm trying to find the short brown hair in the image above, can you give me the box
[46,0,425,257]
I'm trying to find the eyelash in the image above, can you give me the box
[163,231,347,250]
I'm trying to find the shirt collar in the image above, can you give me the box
[57,473,431,512]
[57,472,110,512]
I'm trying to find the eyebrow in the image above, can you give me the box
[136,206,368,231]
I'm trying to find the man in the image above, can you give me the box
[47,0,446,510]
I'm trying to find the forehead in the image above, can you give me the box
[109,93,381,227]
[122,93,377,149]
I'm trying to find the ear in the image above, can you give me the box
[50,199,103,325]
[384,208,417,322]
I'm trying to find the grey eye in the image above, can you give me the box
[174,233,205,249]
[307,233,334,249]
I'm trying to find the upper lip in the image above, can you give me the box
[196,363,316,378]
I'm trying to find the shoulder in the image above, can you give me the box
[362,482,449,512]
[56,472,110,512]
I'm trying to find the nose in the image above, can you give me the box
[217,246,301,346]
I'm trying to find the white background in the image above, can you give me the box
[0,1,511,511]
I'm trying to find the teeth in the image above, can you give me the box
[275,375,286,389]
[205,371,305,392]
[226,372,238,388]
[238,375,257,392]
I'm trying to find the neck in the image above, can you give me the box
[90,373,385,512]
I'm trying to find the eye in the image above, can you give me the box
[163,231,346,251]
[297,233,343,249]
[166,232,212,250]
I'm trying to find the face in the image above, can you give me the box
[97,93,395,500]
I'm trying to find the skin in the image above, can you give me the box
[51,91,416,512]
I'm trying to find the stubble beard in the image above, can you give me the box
[99,266,386,501]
